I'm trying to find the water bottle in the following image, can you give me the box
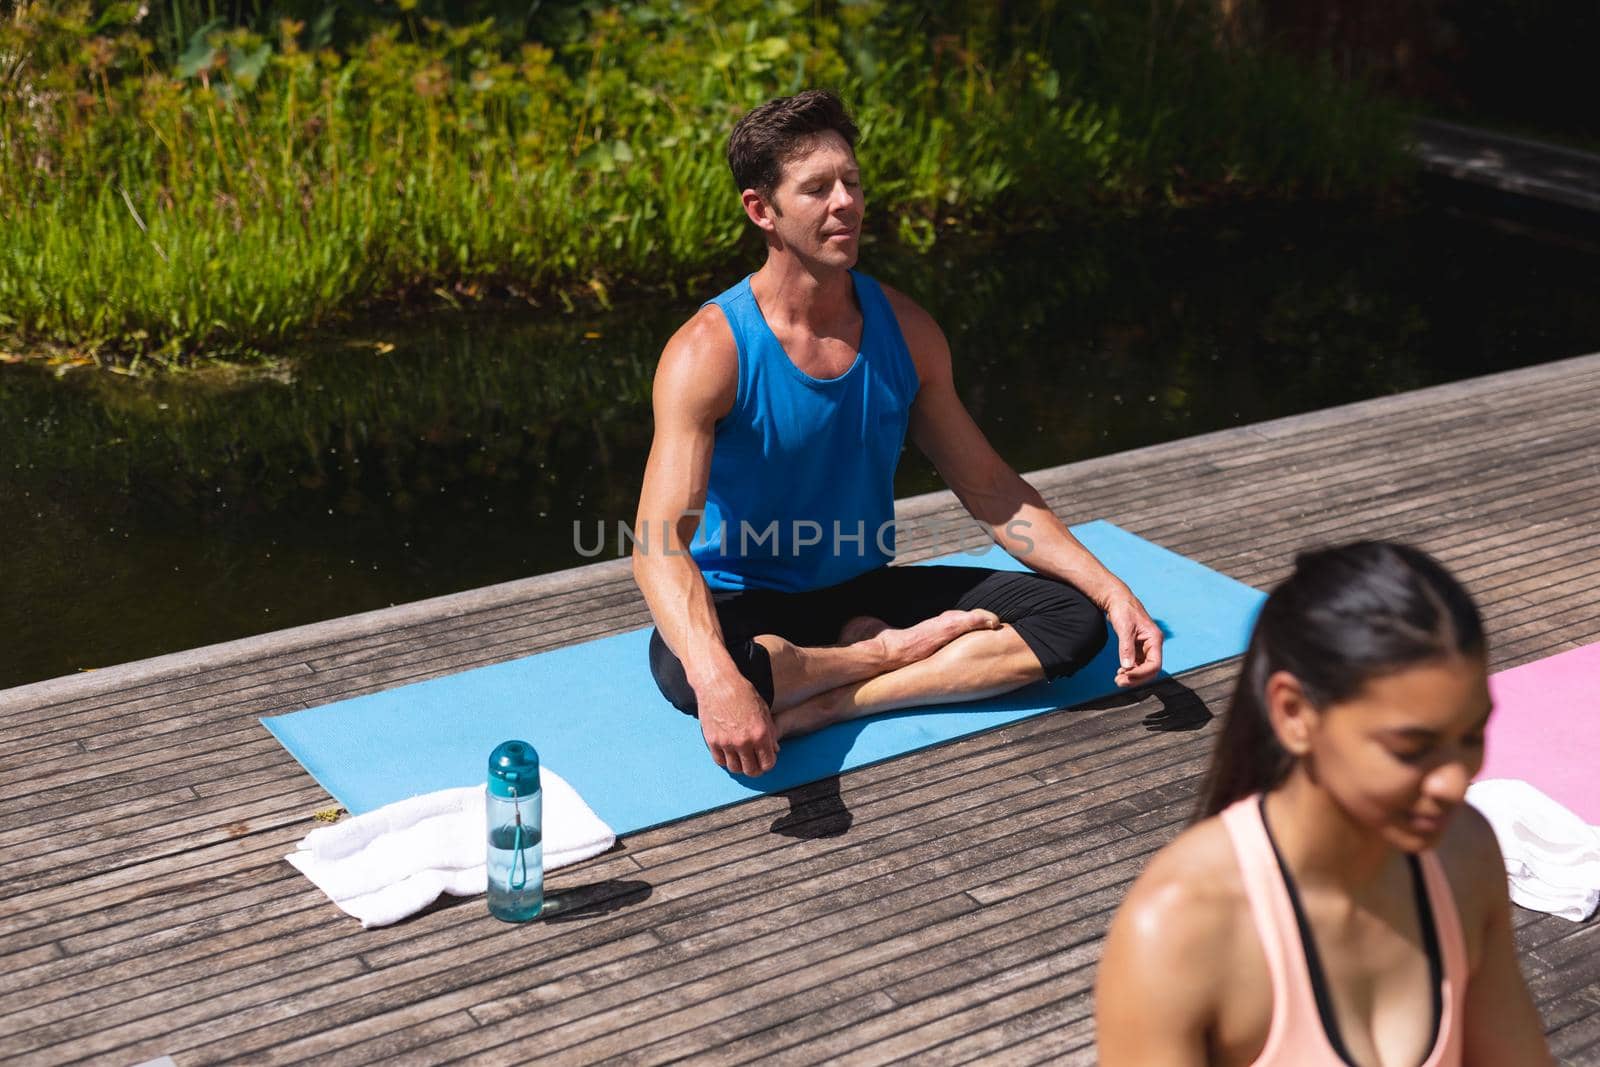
[486,739,543,922]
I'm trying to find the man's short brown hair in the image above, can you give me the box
[726,89,859,201]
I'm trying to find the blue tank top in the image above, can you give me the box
[691,271,920,592]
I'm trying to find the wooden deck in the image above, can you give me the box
[1414,117,1600,215]
[3,351,1600,1065]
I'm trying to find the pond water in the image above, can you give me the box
[5,196,1600,690]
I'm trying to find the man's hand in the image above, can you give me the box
[1106,594,1164,688]
[697,676,780,777]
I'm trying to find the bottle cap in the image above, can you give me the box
[487,740,541,799]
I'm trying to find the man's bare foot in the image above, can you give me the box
[873,609,1001,670]
[776,688,846,741]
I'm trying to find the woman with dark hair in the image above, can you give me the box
[1095,541,1552,1066]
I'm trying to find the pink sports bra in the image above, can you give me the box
[1220,795,1469,1067]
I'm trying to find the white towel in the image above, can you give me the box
[287,769,615,928]
[1467,778,1600,923]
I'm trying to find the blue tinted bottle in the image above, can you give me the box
[486,740,543,922]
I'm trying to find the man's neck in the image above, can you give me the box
[749,255,856,335]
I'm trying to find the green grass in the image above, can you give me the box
[0,1,1413,368]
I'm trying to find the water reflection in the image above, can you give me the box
[4,198,1599,688]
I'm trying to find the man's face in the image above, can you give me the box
[760,130,864,269]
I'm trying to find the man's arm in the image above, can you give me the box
[886,286,1164,686]
[633,307,780,776]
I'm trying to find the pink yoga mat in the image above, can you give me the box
[1479,642,1600,824]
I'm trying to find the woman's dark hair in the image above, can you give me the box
[1198,541,1485,819]
[726,89,859,202]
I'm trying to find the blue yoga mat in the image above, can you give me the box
[262,521,1263,835]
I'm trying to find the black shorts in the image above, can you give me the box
[648,564,1108,715]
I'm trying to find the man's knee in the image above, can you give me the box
[649,629,700,714]
[1016,585,1109,681]
[648,628,777,716]
[1062,610,1111,676]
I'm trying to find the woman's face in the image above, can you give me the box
[1305,654,1493,852]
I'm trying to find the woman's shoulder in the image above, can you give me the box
[1130,815,1247,914]
[1436,799,1500,868]
[1097,813,1260,1048]
[1105,815,1252,981]
[1430,800,1504,963]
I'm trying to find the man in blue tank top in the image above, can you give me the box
[633,90,1164,778]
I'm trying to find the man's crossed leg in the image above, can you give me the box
[649,565,1109,765]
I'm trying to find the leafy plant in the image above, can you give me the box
[0,0,1410,367]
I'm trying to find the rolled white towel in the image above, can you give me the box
[287,768,615,928]
[1467,778,1600,923]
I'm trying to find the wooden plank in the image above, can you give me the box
[979,1002,1100,1067]
[228,790,1139,1062]
[1549,1010,1600,1067]
[232,764,1177,1062]
[0,558,637,714]
[1414,118,1600,214]
[410,834,1159,1065]
[0,596,652,768]
[0,831,302,949]
[165,929,666,1065]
